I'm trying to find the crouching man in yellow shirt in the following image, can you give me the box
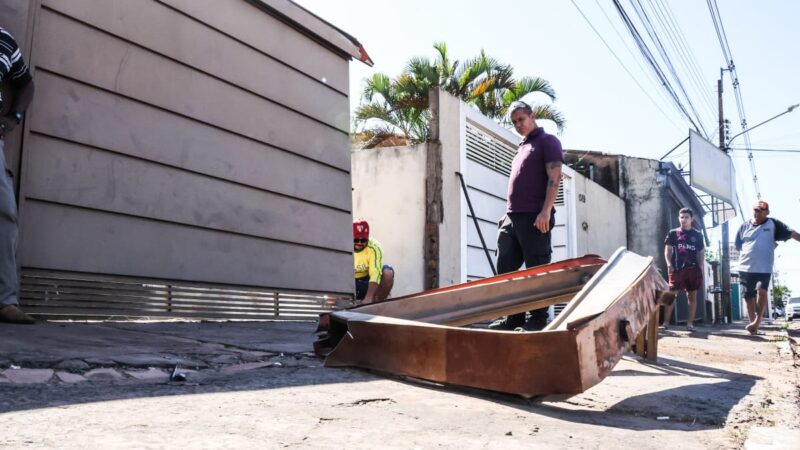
[353,220,394,304]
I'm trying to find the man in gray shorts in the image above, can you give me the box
[735,200,800,335]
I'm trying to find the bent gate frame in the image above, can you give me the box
[315,249,667,398]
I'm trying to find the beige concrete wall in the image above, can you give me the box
[573,174,627,259]
[437,90,467,287]
[352,145,427,297]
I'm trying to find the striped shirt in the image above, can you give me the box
[0,27,32,111]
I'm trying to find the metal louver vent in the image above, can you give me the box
[466,122,567,206]
[19,269,346,320]
[465,124,517,176]
[555,174,567,206]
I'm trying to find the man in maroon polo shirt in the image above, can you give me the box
[489,101,563,331]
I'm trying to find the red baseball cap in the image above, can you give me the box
[754,200,769,212]
[353,220,370,239]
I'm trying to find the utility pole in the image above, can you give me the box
[719,71,732,324]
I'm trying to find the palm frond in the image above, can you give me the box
[505,76,557,103]
[530,104,566,134]
[362,73,393,103]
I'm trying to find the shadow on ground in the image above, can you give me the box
[384,351,761,432]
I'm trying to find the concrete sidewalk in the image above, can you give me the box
[1,319,798,449]
[0,320,318,385]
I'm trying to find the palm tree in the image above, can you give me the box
[353,73,430,145]
[353,43,565,148]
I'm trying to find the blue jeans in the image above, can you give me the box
[0,139,19,306]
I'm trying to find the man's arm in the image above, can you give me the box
[362,282,379,304]
[363,242,383,303]
[772,219,799,243]
[535,161,562,233]
[665,244,673,273]
[0,79,34,135]
[734,224,744,251]
[697,247,705,273]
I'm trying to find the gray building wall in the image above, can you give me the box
[6,0,358,301]
[565,150,709,323]
[619,157,673,268]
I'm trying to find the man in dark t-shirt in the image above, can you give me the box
[489,101,563,331]
[661,208,704,332]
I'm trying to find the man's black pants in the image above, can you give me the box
[496,211,555,325]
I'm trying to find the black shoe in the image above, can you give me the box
[0,305,35,324]
[521,317,548,331]
[488,313,525,330]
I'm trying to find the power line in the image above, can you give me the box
[631,0,716,134]
[592,0,682,123]
[708,0,761,199]
[651,0,718,126]
[730,148,800,153]
[611,0,705,134]
[628,0,710,137]
[569,0,683,131]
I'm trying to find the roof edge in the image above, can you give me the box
[248,0,373,66]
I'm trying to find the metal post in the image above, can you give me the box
[719,74,732,324]
[455,171,496,276]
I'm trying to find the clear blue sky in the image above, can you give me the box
[296,0,800,296]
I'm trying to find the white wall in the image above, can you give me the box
[352,144,427,297]
[351,90,628,297]
[573,174,627,259]
[437,91,467,287]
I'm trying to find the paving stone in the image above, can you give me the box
[208,354,240,365]
[2,368,54,384]
[239,351,274,362]
[198,342,227,351]
[55,371,87,384]
[110,354,178,368]
[84,368,124,381]
[125,368,169,381]
[220,361,275,374]
[83,358,117,366]
[54,359,90,371]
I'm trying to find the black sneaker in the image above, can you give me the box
[488,313,525,330]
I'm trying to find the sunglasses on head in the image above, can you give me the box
[354,238,368,244]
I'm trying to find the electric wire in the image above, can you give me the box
[611,0,704,134]
[592,0,681,121]
[644,1,717,130]
[651,0,718,126]
[628,0,710,136]
[569,0,683,131]
[708,0,762,199]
